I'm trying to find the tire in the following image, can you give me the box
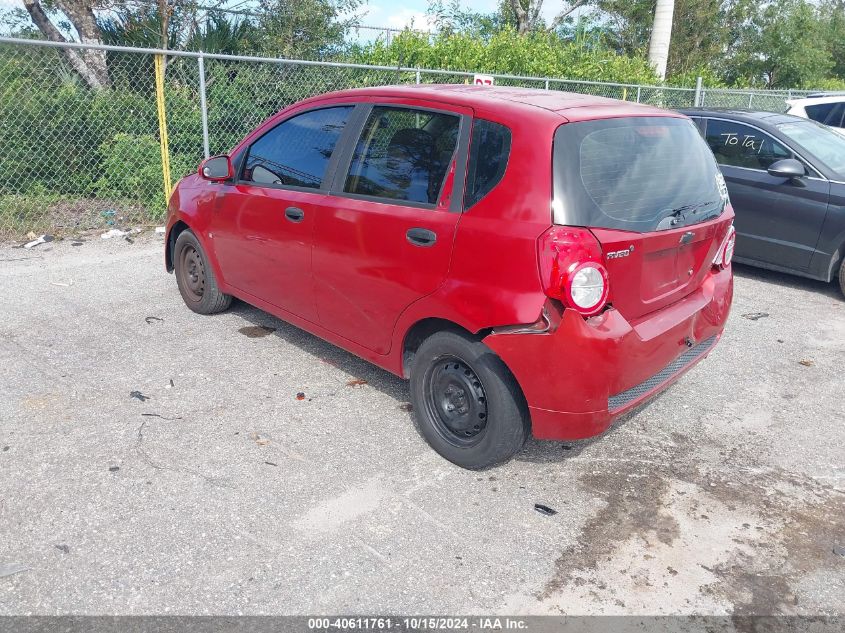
[839,257,845,299]
[173,229,232,315]
[409,330,530,470]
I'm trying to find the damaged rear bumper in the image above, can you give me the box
[483,267,733,440]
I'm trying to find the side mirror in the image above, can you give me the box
[767,158,805,180]
[199,155,233,181]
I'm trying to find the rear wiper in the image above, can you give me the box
[664,204,696,226]
[662,200,720,226]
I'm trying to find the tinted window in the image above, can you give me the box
[344,106,460,205]
[805,102,845,127]
[243,106,352,188]
[705,119,792,170]
[464,119,511,209]
[553,117,725,232]
[777,120,845,178]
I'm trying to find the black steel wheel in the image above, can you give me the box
[424,356,489,447]
[173,229,232,315]
[177,242,206,303]
[410,330,530,469]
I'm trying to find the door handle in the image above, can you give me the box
[406,227,437,247]
[285,206,305,223]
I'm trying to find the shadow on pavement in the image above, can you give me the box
[224,289,682,468]
[733,262,842,301]
[229,299,412,404]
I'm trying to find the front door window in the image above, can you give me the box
[704,119,792,171]
[242,106,353,188]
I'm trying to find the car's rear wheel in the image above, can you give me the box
[409,330,530,469]
[174,229,232,314]
[839,257,845,298]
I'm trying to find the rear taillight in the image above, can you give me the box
[713,224,735,269]
[538,227,610,316]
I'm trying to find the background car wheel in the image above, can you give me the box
[173,229,232,315]
[409,330,530,470]
[839,257,845,298]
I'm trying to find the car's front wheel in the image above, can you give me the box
[173,229,232,315]
[409,330,530,469]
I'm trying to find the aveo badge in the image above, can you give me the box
[607,245,635,259]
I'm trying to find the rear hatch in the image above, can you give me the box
[552,115,732,320]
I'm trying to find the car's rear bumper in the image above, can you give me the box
[483,267,733,440]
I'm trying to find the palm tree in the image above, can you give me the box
[648,0,675,80]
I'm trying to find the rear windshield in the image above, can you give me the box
[553,117,726,232]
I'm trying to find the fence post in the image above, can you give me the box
[636,86,641,103]
[153,54,172,205]
[415,69,420,85]
[694,76,703,107]
[198,53,210,160]
[748,92,754,108]
[544,79,549,90]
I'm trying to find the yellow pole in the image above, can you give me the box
[154,54,173,205]
[622,87,628,101]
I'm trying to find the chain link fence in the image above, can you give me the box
[0,36,821,238]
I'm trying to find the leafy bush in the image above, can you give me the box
[349,29,660,85]
[666,67,727,89]
[96,133,194,219]
[809,77,845,91]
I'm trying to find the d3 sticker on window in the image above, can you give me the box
[716,172,729,203]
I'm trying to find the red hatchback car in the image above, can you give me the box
[165,85,735,469]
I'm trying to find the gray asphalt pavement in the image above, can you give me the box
[0,232,843,615]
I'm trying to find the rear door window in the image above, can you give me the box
[242,106,353,189]
[464,119,511,209]
[805,102,845,128]
[704,119,792,170]
[343,106,460,205]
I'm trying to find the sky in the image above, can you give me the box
[0,0,571,43]
[359,1,565,31]
[0,0,566,31]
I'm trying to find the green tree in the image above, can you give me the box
[594,0,742,76]
[253,0,362,59]
[725,0,832,87]
[98,4,190,50]
[667,0,728,77]
[427,0,507,39]
[21,0,110,88]
[186,13,259,54]
[99,7,259,54]
[820,0,845,79]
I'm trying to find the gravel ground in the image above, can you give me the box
[0,232,843,616]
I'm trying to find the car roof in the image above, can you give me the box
[677,108,808,127]
[300,84,680,123]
